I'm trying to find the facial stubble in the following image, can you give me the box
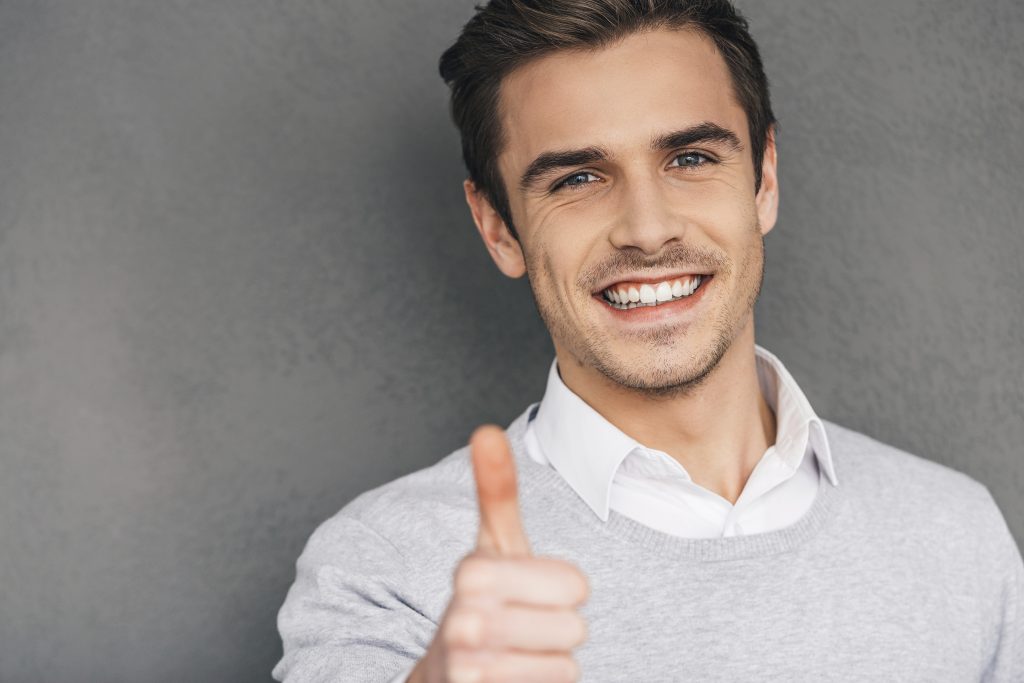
[522,221,766,402]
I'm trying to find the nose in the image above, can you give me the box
[606,173,684,256]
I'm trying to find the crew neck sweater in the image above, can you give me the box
[273,404,1023,682]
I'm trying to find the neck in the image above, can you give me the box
[555,320,776,505]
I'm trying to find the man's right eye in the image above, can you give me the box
[553,171,600,192]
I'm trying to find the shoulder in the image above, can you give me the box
[296,441,478,569]
[340,443,477,538]
[822,418,986,492]
[821,418,1004,537]
[307,405,539,566]
[290,441,481,616]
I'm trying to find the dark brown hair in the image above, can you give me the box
[438,0,777,240]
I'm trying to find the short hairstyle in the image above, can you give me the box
[438,0,777,240]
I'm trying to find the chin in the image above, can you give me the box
[603,330,732,395]
[590,352,699,391]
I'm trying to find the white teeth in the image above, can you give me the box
[655,282,672,302]
[602,275,707,309]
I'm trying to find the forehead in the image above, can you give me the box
[497,27,747,175]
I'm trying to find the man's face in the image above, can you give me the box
[481,27,777,396]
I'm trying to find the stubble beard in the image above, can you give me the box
[524,229,766,402]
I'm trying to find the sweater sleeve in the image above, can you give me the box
[981,489,1023,682]
[272,512,434,682]
[386,664,416,683]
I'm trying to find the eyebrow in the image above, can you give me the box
[517,121,743,192]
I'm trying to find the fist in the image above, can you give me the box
[409,425,590,683]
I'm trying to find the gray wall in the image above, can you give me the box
[0,1,1020,681]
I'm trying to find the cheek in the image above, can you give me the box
[689,184,754,220]
[527,222,594,294]
[691,191,760,245]
[535,243,579,301]
[523,240,564,306]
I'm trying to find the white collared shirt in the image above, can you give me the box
[522,344,839,538]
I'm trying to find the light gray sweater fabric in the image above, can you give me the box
[273,403,1023,681]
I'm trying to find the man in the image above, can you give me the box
[274,1,1023,681]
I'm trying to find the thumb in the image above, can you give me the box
[469,424,531,557]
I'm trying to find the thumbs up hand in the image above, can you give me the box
[407,425,589,683]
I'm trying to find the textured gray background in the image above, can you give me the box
[0,1,1020,681]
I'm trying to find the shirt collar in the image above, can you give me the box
[529,344,838,521]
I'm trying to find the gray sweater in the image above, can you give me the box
[273,404,1023,681]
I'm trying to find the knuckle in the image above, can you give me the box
[558,655,581,682]
[570,567,589,604]
[557,562,589,604]
[454,555,494,595]
[445,649,483,683]
[568,613,588,647]
[442,607,484,649]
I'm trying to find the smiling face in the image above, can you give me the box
[467,26,778,398]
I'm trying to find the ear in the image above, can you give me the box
[463,179,527,278]
[754,126,779,237]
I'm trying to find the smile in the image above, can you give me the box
[600,274,709,310]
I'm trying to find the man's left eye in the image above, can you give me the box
[670,151,713,168]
